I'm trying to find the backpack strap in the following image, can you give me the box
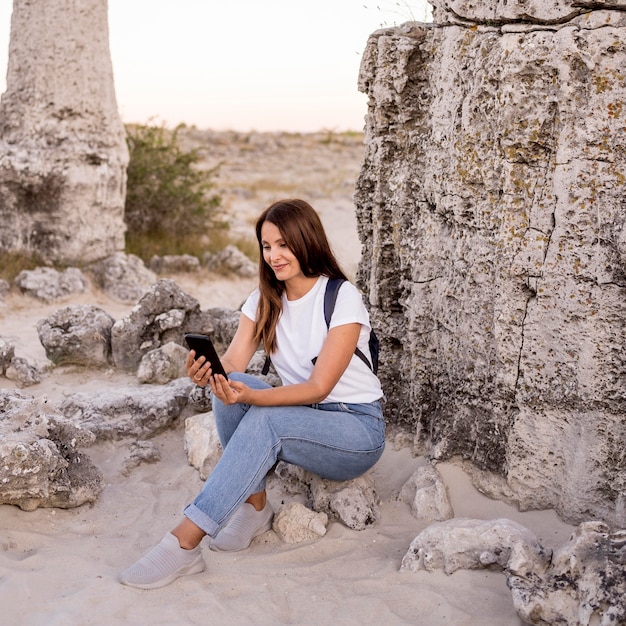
[317,277,374,372]
[324,277,345,327]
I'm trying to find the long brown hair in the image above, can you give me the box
[254,199,347,354]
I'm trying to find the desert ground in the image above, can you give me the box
[0,130,575,625]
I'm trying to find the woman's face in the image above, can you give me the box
[260,221,303,282]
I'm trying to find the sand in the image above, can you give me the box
[0,273,577,626]
[0,132,576,624]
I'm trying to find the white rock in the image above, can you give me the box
[184,412,222,480]
[273,502,328,543]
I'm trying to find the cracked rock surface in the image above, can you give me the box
[356,2,626,526]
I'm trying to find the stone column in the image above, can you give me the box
[355,0,626,526]
[0,0,128,264]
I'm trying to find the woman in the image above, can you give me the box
[120,199,385,589]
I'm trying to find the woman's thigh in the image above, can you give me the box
[237,403,385,482]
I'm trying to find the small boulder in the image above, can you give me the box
[0,390,103,511]
[137,341,188,384]
[110,279,210,371]
[15,267,87,302]
[275,461,380,530]
[400,517,550,575]
[398,463,454,522]
[88,252,156,303]
[204,245,257,277]
[149,254,201,274]
[184,412,222,480]
[5,356,41,388]
[0,338,16,373]
[57,377,194,440]
[37,304,115,367]
[273,502,328,543]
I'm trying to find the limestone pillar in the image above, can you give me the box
[0,0,128,264]
[356,0,626,526]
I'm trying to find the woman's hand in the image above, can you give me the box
[186,350,213,387]
[209,375,250,405]
[186,350,250,404]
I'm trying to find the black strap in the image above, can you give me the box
[320,278,374,371]
[323,277,345,327]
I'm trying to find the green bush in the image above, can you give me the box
[124,122,225,260]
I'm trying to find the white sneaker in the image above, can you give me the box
[119,533,205,589]
[209,503,274,552]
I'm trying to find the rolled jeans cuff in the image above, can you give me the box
[183,503,220,537]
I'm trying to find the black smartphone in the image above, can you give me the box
[184,333,228,379]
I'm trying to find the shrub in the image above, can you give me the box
[124,122,225,260]
[0,251,47,282]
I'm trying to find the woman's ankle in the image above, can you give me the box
[171,519,206,549]
[245,490,266,512]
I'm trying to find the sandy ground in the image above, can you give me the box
[0,274,576,626]
[0,132,576,625]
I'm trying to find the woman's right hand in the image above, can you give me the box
[186,350,213,387]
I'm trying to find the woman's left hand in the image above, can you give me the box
[210,375,249,405]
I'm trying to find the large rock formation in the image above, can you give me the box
[355,0,626,527]
[0,0,128,264]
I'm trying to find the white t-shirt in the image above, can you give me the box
[241,276,383,404]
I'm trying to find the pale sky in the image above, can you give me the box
[0,1,432,132]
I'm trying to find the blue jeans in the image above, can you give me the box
[184,372,385,537]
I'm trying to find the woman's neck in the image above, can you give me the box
[283,275,319,301]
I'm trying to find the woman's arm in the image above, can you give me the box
[211,322,361,406]
[220,314,260,374]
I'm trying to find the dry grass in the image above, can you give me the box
[0,251,48,282]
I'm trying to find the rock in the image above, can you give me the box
[429,0,617,25]
[0,0,127,264]
[0,338,16,373]
[36,304,115,367]
[137,341,188,384]
[149,254,201,274]
[398,463,454,522]
[88,253,157,303]
[509,521,626,626]
[327,483,379,531]
[246,351,282,388]
[202,307,242,352]
[110,278,210,371]
[275,461,380,530]
[0,390,103,510]
[5,357,41,388]
[273,502,328,543]
[204,245,257,277]
[187,383,213,413]
[14,267,87,303]
[0,279,10,299]
[122,440,161,476]
[355,6,626,526]
[400,515,626,625]
[184,412,222,480]
[400,517,550,575]
[57,377,194,440]
[0,338,40,387]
